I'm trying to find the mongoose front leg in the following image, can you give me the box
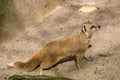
[83,44,93,61]
[75,54,84,69]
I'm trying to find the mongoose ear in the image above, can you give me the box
[81,25,87,32]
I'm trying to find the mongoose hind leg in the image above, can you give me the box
[39,59,56,75]
[40,68,43,75]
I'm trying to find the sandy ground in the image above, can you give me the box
[0,0,120,80]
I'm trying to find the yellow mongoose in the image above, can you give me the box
[8,21,100,75]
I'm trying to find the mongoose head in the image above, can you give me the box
[81,20,100,38]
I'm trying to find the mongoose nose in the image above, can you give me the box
[98,25,101,28]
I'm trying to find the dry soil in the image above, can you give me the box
[0,0,120,80]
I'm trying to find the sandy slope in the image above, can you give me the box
[0,0,120,80]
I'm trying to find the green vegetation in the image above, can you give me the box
[0,0,24,44]
[8,75,73,80]
[0,0,9,43]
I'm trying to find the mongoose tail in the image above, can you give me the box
[7,50,45,72]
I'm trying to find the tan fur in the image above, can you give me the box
[8,21,100,75]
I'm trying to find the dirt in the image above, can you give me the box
[0,0,120,80]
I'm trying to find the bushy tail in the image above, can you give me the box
[8,50,45,72]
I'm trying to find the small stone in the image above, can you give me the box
[79,5,98,13]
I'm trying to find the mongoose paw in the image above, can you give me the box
[84,56,93,61]
[76,66,80,70]
[75,64,81,70]
[88,44,92,48]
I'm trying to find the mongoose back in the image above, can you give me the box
[8,20,100,75]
